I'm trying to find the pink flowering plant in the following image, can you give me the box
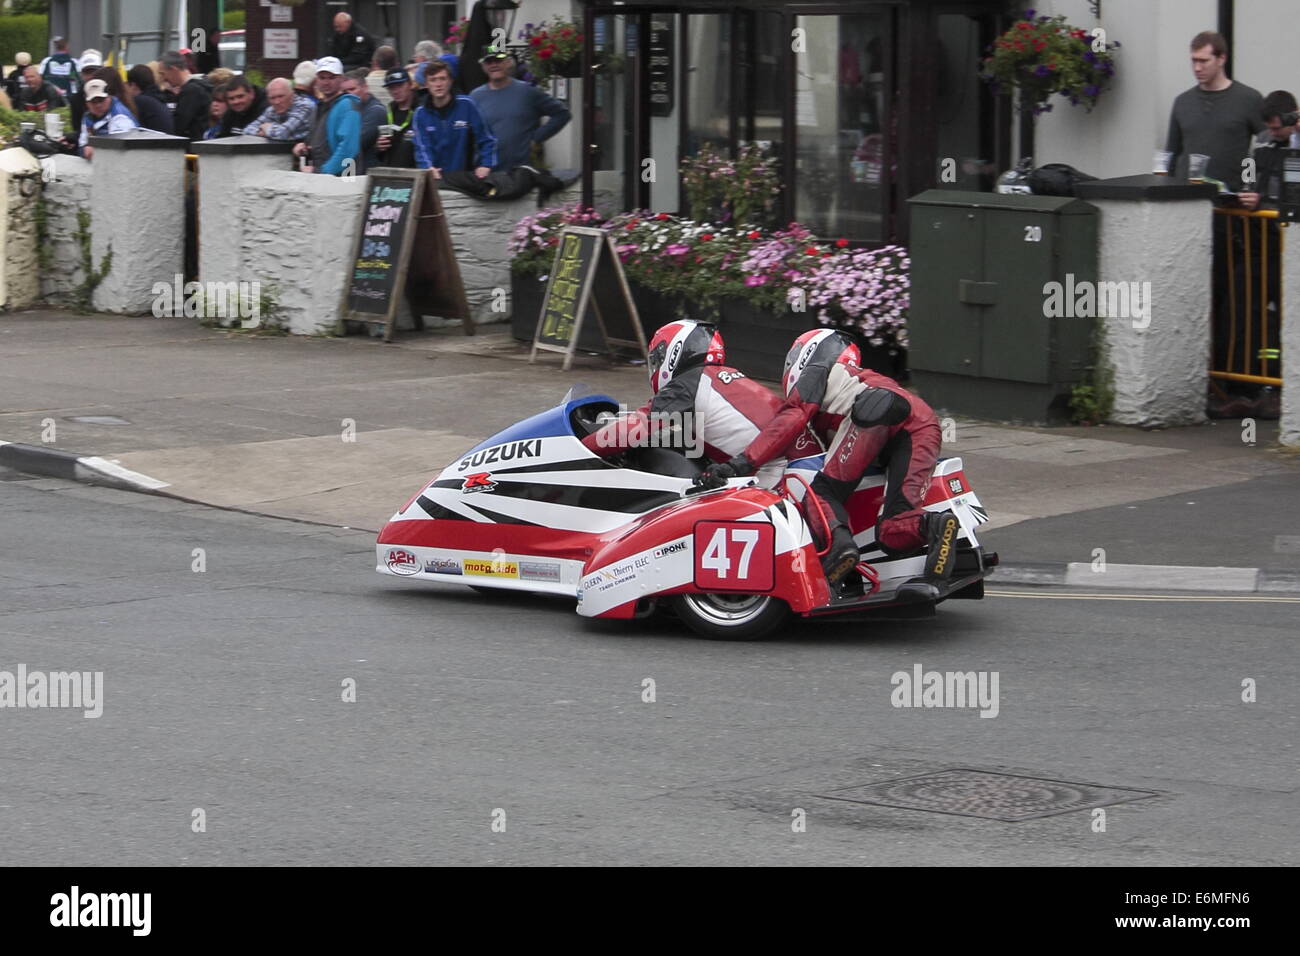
[679,142,782,228]
[510,206,909,344]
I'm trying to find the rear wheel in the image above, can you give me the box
[670,592,790,641]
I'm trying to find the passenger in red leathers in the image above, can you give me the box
[582,320,821,484]
[696,329,959,588]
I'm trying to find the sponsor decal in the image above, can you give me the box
[462,472,496,494]
[457,439,544,472]
[464,558,519,578]
[424,557,462,575]
[666,339,683,374]
[716,369,744,385]
[654,541,687,559]
[519,560,562,583]
[386,548,421,575]
[932,519,956,576]
[947,477,964,495]
[797,341,816,371]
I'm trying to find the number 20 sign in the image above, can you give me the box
[693,521,776,591]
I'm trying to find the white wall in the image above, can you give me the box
[1233,0,1299,101]
[1032,0,1219,178]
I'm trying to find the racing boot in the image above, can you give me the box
[921,510,960,582]
[817,494,861,587]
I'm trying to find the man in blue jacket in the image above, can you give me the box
[292,57,361,176]
[413,59,496,180]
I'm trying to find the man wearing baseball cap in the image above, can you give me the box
[78,77,139,161]
[470,45,570,171]
[376,68,418,167]
[292,57,361,175]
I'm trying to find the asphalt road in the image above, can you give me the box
[2,476,1296,866]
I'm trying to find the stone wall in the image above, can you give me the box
[0,149,42,310]
[1280,229,1300,447]
[38,154,92,306]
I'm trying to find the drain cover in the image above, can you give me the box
[65,415,131,426]
[821,769,1158,822]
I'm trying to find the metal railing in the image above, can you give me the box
[1212,206,1284,387]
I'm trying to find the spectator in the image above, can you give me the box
[90,66,138,120]
[126,63,175,134]
[218,75,267,137]
[242,77,315,143]
[291,57,361,175]
[160,50,212,144]
[1241,90,1300,210]
[202,84,228,140]
[17,65,65,112]
[411,39,459,92]
[376,68,418,167]
[292,61,318,103]
[4,52,31,102]
[39,36,79,97]
[329,12,377,70]
[66,53,104,141]
[79,78,139,161]
[368,45,400,106]
[470,47,570,171]
[1164,31,1264,191]
[342,67,386,173]
[413,59,495,180]
[205,67,236,89]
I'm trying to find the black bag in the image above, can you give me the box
[18,128,60,158]
[1028,163,1097,197]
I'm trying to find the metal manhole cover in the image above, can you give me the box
[820,769,1159,822]
[65,415,131,426]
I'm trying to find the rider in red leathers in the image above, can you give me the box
[696,329,959,588]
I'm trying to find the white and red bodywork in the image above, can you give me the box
[375,392,993,623]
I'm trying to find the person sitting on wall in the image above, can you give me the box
[218,75,268,137]
[78,78,139,161]
[291,57,361,176]
[242,77,315,143]
[17,65,65,112]
[375,69,419,168]
[159,50,212,144]
[125,64,174,134]
[342,67,387,173]
[469,46,570,172]
[412,59,496,181]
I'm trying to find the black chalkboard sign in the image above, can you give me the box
[339,168,472,341]
[529,226,647,370]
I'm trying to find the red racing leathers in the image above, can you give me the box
[581,365,821,486]
[733,363,942,553]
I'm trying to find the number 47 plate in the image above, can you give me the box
[693,521,776,591]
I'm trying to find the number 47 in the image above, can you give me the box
[701,527,760,579]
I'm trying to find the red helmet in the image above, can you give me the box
[646,320,725,393]
[782,329,860,396]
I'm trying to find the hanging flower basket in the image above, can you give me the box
[980,10,1120,114]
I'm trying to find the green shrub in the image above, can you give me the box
[222,10,245,31]
[0,14,48,68]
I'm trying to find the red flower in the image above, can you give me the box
[529,37,542,47]
[700,233,713,241]
[835,238,849,248]
[656,212,670,221]
[560,28,573,38]
[822,251,833,257]
[538,48,554,59]
[805,247,820,256]
[625,223,636,230]
[747,230,760,239]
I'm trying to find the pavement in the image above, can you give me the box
[3,310,1300,589]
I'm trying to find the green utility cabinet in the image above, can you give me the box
[906,190,1099,423]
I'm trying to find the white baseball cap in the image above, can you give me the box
[79,49,103,68]
[84,79,109,101]
[314,56,345,76]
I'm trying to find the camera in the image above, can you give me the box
[1280,111,1300,127]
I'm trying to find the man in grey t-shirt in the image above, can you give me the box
[1164,30,1264,191]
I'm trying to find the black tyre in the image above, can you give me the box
[670,592,790,641]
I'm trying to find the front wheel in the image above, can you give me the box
[670,592,790,641]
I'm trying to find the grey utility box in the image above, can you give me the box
[906,189,1099,423]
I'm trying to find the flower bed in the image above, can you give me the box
[508,203,910,373]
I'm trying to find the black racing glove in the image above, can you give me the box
[692,455,754,490]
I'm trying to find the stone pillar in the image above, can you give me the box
[88,130,190,314]
[1280,222,1300,447]
[0,147,42,310]
[38,154,93,305]
[191,136,296,286]
[1076,175,1219,427]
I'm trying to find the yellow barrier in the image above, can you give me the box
[1211,206,1285,388]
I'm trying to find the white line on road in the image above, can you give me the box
[987,589,1300,603]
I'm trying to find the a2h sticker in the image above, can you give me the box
[693,521,775,591]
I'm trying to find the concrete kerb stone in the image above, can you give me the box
[0,440,169,492]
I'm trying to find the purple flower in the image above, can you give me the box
[1034,64,1050,77]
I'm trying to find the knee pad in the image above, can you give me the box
[851,387,910,427]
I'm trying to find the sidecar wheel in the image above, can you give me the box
[671,593,790,641]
